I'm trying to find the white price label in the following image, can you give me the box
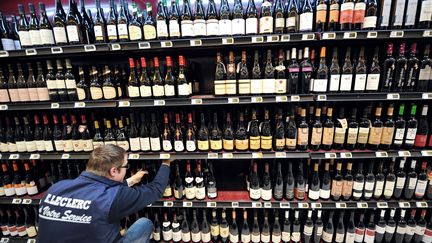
[222,38,234,45]
[357,202,368,208]
[27,240,36,243]
[423,30,432,37]
[251,96,263,103]
[422,93,432,99]
[311,203,322,209]
[275,152,286,158]
[416,202,428,208]
[390,31,404,38]
[275,96,288,102]
[302,33,315,40]
[343,32,357,39]
[25,49,37,56]
[421,150,432,156]
[84,44,96,52]
[322,32,336,39]
[377,202,388,208]
[251,36,264,43]
[22,199,32,205]
[387,93,400,100]
[207,153,218,159]
[298,203,309,208]
[0,238,9,243]
[222,153,233,159]
[128,153,140,159]
[340,152,352,158]
[111,43,121,50]
[207,202,217,208]
[161,41,173,48]
[280,202,290,208]
[281,35,290,42]
[398,151,411,157]
[0,105,8,110]
[325,153,337,159]
[118,101,130,107]
[51,103,60,109]
[154,100,166,106]
[160,153,171,159]
[9,154,19,159]
[317,95,327,101]
[252,202,262,208]
[290,95,300,102]
[12,198,22,204]
[266,35,279,42]
[228,97,239,103]
[0,51,9,57]
[252,152,263,158]
[367,31,378,38]
[336,203,346,208]
[399,202,411,208]
[189,39,202,46]
[74,102,85,108]
[191,99,202,105]
[51,47,63,54]
[61,153,70,159]
[163,201,174,207]
[29,154,40,160]
[375,151,388,157]
[183,201,193,207]
[231,202,239,208]
[264,202,272,208]
[138,42,151,49]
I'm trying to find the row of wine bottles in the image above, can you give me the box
[0,160,39,197]
[1,0,432,51]
[214,43,432,95]
[142,208,432,243]
[247,159,432,201]
[1,102,431,153]
[0,206,38,238]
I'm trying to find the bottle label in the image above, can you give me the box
[354,74,367,91]
[101,86,116,100]
[381,126,395,145]
[355,228,365,242]
[365,73,380,91]
[363,16,377,28]
[198,140,209,151]
[281,232,290,242]
[18,88,30,102]
[261,188,272,200]
[206,19,219,36]
[231,18,245,35]
[164,84,176,97]
[186,140,196,151]
[181,20,194,37]
[46,80,57,90]
[156,20,169,38]
[249,187,261,200]
[15,182,27,196]
[194,19,207,36]
[223,139,234,150]
[53,26,68,44]
[225,79,237,94]
[150,137,161,151]
[161,140,172,151]
[36,87,49,101]
[181,232,191,242]
[210,139,222,150]
[152,85,165,97]
[18,30,31,46]
[250,137,260,149]
[178,83,190,96]
[90,87,103,100]
[251,233,260,242]
[353,181,364,196]
[261,136,272,150]
[329,4,340,23]
[1,38,15,51]
[153,232,161,241]
[345,232,355,243]
[275,17,285,29]
[245,17,258,34]
[4,184,15,196]
[66,25,80,42]
[139,137,151,151]
[308,188,320,200]
[42,140,53,152]
[322,127,334,145]
[406,128,417,143]
[364,180,374,193]
[138,85,152,98]
[368,127,383,145]
[0,142,8,152]
[415,179,427,197]
[185,185,196,199]
[415,226,426,236]
[220,226,229,238]
[250,79,263,94]
[72,139,83,152]
[200,232,210,242]
[331,180,343,197]
[374,180,384,197]
[55,78,66,89]
[311,127,323,145]
[29,29,42,46]
[394,128,405,144]
[335,232,345,242]
[353,2,366,24]
[261,234,270,242]
[297,127,308,145]
[259,16,273,34]
[211,225,219,237]
[383,180,395,197]
[163,229,173,241]
[408,177,417,189]
[167,20,180,38]
[82,139,93,152]
[214,80,226,95]
[334,127,346,144]
[219,19,232,35]
[320,188,331,199]
[235,139,248,150]
[396,176,406,189]
[129,25,142,41]
[26,181,39,195]
[299,12,313,31]
[238,79,251,94]
[143,25,157,40]
[174,140,184,152]
[340,74,353,91]
[94,25,104,41]
[347,127,358,144]
[397,225,407,235]
[419,0,432,21]
[92,141,103,149]
[340,2,355,24]
[414,134,427,147]
[0,89,10,102]
[286,16,296,28]
[29,87,41,101]
[313,78,328,92]
[196,186,206,199]
[229,233,239,243]
[322,231,333,242]
[316,4,328,24]
[394,0,407,25]
[275,78,287,93]
[8,88,19,102]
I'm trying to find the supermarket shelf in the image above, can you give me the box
[0,192,45,206]
[0,29,430,59]
[0,237,36,243]
[0,150,431,161]
[315,92,432,102]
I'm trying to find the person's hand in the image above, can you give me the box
[127,169,148,187]
[162,159,174,166]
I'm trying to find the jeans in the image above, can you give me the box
[122,217,153,243]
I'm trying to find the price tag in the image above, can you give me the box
[421,150,432,156]
[27,239,36,243]
[311,203,322,209]
[74,102,85,108]
[138,42,151,49]
[357,202,368,208]
[161,41,173,48]
[302,33,315,40]
[377,202,388,208]
[416,202,428,208]
[290,95,300,102]
[22,199,32,205]
[423,30,432,37]
[160,153,171,159]
[61,153,70,159]
[264,202,272,208]
[228,97,239,103]
[343,32,357,39]
[0,51,9,57]
[118,101,130,107]
[29,154,40,160]
[0,238,9,243]
[280,202,290,208]
[422,93,432,99]
[231,202,239,208]
[207,202,217,208]
[84,44,96,52]
[390,31,404,38]
[399,202,411,208]
[183,201,193,207]
[222,38,234,45]
[317,95,327,101]
[9,154,19,160]
[163,201,173,207]
[154,100,166,106]
[190,39,202,46]
[222,153,233,159]
[398,151,411,157]
[251,96,263,103]
[281,35,290,42]
[322,32,336,40]
[375,151,388,158]
[275,152,286,158]
[387,93,400,100]
[251,36,264,43]
[367,31,378,38]
[298,203,309,208]
[0,105,8,110]
[128,153,140,159]
[111,43,121,50]
[207,153,218,159]
[252,152,263,158]
[275,96,287,102]
[335,202,346,208]
[51,103,60,109]
[191,99,202,105]
[25,49,37,56]
[51,47,63,54]
[340,152,352,158]
[266,35,279,42]
[252,202,262,208]
[12,198,22,204]
[325,153,337,159]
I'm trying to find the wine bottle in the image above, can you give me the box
[220,209,229,242]
[79,0,94,44]
[366,47,381,92]
[161,113,172,152]
[381,43,395,92]
[17,4,31,48]
[93,0,106,43]
[404,159,418,199]
[340,47,353,92]
[405,43,419,91]
[106,0,118,42]
[231,0,245,35]
[229,210,239,243]
[261,163,272,201]
[156,0,169,39]
[315,0,328,32]
[149,113,161,151]
[330,162,343,200]
[181,0,194,37]
[394,43,408,92]
[210,209,219,242]
[26,63,38,102]
[89,66,102,100]
[143,3,157,40]
[162,212,173,241]
[328,48,340,92]
[180,210,191,242]
[353,0,366,29]
[308,161,320,200]
[299,0,313,32]
[404,104,418,149]
[167,0,181,39]
[66,0,83,44]
[23,117,36,152]
[260,0,273,34]
[395,209,407,243]
[335,211,345,243]
[274,110,285,151]
[414,105,429,148]
[354,212,365,242]
[353,162,365,200]
[363,0,377,29]
[249,162,261,200]
[286,0,299,32]
[0,13,15,51]
[414,161,427,199]
[367,104,383,150]
[353,47,367,92]
[219,0,232,36]
[226,51,237,95]
[209,113,222,151]
[364,161,375,200]
[414,210,427,242]
[322,211,334,243]
[139,113,151,151]
[380,104,395,150]
[28,3,42,47]
[373,161,385,199]
[417,45,431,92]
[192,0,206,37]
[340,0,354,30]
[206,0,219,36]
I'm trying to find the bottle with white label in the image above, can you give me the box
[340,47,353,92]
[152,57,165,97]
[303,211,314,243]
[322,211,334,243]
[383,159,396,199]
[314,47,329,92]
[229,210,239,243]
[385,209,396,242]
[246,0,258,34]
[181,210,191,243]
[150,113,161,151]
[28,3,42,47]
[395,209,407,243]
[156,0,169,39]
[353,162,365,200]
[17,5,32,48]
[260,0,274,34]
[404,210,417,243]
[313,210,324,243]
[66,0,83,45]
[231,0,245,35]
[404,104,418,149]
[206,0,219,36]
[366,47,380,92]
[0,13,16,51]
[299,0,313,32]
[364,161,376,200]
[355,213,366,242]
[394,158,407,199]
[415,161,428,199]
[291,211,301,242]
[219,0,232,36]
[329,48,341,92]
[354,47,367,92]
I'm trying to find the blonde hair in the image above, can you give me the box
[86,144,126,177]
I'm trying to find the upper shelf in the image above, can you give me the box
[1,29,431,60]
